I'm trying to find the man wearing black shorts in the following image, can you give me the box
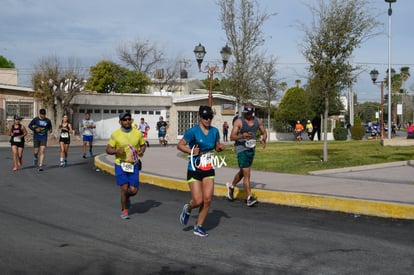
[28,109,52,171]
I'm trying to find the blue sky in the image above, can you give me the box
[1,0,413,102]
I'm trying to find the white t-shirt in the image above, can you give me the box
[82,119,95,136]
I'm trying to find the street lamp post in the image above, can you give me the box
[385,0,396,139]
[370,69,386,139]
[193,43,232,107]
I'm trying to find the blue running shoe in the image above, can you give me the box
[193,225,208,237]
[180,204,190,225]
[120,210,130,219]
[89,151,93,157]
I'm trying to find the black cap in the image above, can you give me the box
[13,115,22,120]
[199,106,213,119]
[39,108,46,115]
[242,106,254,113]
[119,112,131,120]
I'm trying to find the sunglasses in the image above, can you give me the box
[201,115,214,120]
[122,118,132,121]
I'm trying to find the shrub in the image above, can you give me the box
[351,124,366,140]
[333,127,348,140]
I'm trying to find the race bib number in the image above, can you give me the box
[198,152,214,171]
[13,137,21,142]
[121,162,134,173]
[245,139,256,148]
[60,132,69,138]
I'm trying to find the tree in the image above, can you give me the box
[85,60,150,94]
[0,55,15,68]
[151,58,184,94]
[117,39,164,75]
[387,67,410,124]
[355,101,380,123]
[275,86,312,127]
[218,0,275,109]
[256,56,281,140]
[32,56,87,132]
[301,0,379,161]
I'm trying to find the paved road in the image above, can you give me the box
[96,143,414,220]
[1,146,414,274]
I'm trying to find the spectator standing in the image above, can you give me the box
[407,122,414,139]
[305,120,313,140]
[311,115,322,141]
[81,113,96,158]
[294,121,304,141]
[8,115,27,171]
[222,121,229,142]
[28,108,52,171]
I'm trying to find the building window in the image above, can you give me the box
[111,110,117,114]
[178,111,198,135]
[103,109,109,114]
[6,101,34,119]
[155,110,161,115]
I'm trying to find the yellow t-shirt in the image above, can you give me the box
[108,128,145,165]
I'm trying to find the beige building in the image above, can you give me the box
[71,91,236,143]
[0,69,37,138]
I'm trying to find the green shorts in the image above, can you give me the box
[237,149,255,168]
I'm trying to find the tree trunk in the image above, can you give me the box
[323,96,329,162]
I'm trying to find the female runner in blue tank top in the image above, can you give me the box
[177,106,225,237]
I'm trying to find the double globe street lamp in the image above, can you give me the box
[193,43,232,107]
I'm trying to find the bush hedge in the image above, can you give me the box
[351,124,366,140]
[333,127,348,140]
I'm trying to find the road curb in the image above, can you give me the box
[94,154,414,220]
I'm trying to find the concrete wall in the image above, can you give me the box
[0,69,18,85]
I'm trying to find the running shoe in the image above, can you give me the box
[18,158,23,166]
[82,154,86,159]
[59,161,65,167]
[193,225,208,237]
[64,160,67,167]
[180,204,190,225]
[89,151,93,157]
[13,166,18,171]
[246,195,258,207]
[226,182,234,201]
[38,166,44,172]
[120,209,130,219]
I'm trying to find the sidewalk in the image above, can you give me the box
[95,144,414,220]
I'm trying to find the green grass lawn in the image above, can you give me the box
[219,140,414,174]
